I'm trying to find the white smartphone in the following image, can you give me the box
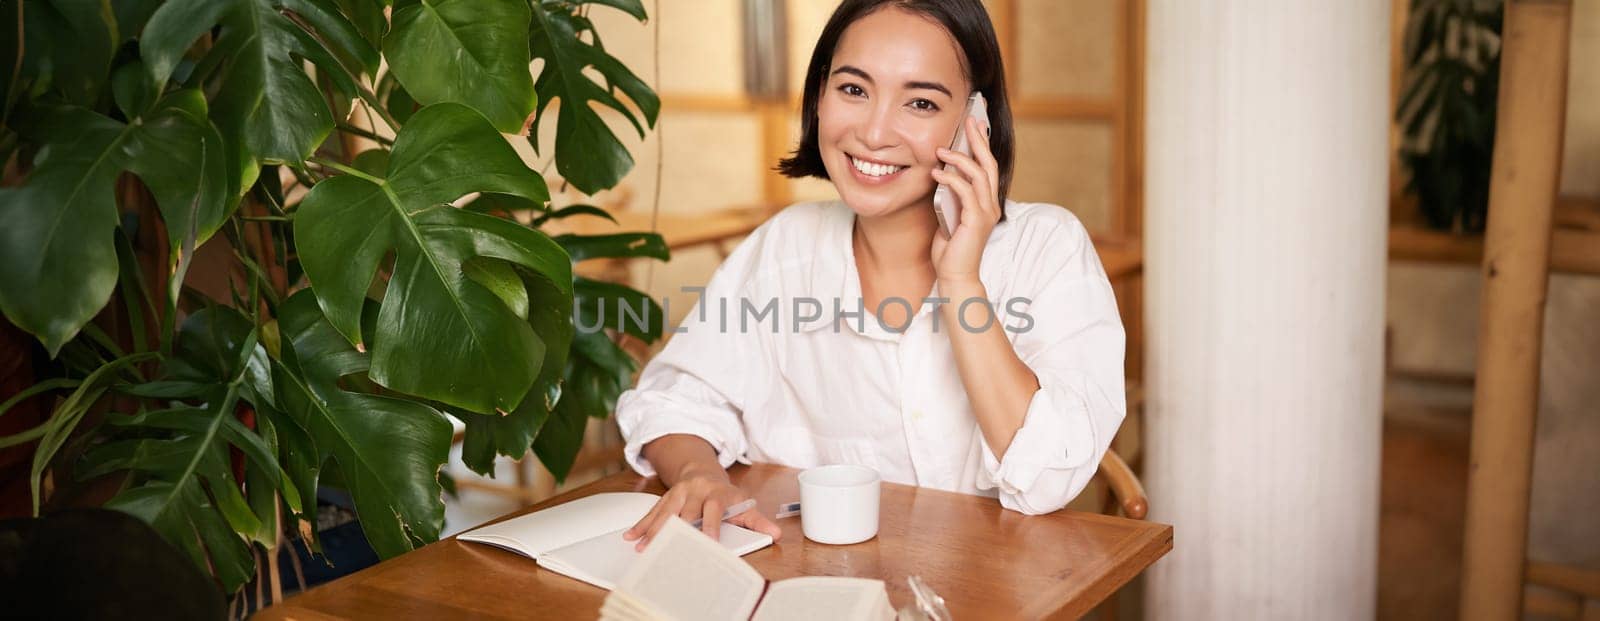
[933,92,990,238]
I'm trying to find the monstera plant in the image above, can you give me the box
[0,0,666,596]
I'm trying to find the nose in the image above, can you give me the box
[858,100,898,151]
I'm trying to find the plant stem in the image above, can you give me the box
[2,0,24,125]
[0,378,80,419]
[308,157,382,183]
[240,215,292,222]
[355,83,403,133]
[287,166,319,194]
[336,122,394,146]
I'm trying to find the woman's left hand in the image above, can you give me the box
[930,114,1001,286]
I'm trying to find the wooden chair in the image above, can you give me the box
[1098,449,1148,521]
[1092,381,1151,621]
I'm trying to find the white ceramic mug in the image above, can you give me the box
[798,464,881,545]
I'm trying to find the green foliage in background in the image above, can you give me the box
[1397,0,1503,232]
[0,0,666,596]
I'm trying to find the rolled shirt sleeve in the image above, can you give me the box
[616,365,752,477]
[975,216,1127,515]
[614,225,774,478]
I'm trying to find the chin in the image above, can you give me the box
[838,191,905,218]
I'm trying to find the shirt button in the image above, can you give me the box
[911,410,924,422]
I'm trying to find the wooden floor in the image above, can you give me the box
[1378,410,1471,620]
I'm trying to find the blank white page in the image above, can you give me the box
[616,518,767,621]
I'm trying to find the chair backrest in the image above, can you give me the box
[1098,449,1148,520]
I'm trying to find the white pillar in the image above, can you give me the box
[1143,2,1389,619]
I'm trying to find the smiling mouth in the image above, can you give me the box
[847,154,908,180]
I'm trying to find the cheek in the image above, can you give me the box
[815,101,849,147]
[906,124,950,167]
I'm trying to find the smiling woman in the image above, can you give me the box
[616,0,1125,549]
[778,0,1016,219]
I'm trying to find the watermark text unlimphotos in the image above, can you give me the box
[576,286,1035,336]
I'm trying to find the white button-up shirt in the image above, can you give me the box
[615,200,1126,514]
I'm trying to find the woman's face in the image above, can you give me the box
[817,8,971,220]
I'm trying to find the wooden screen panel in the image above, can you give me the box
[1016,0,1118,100]
[1011,118,1115,232]
[658,0,747,95]
[654,111,767,213]
[787,1,836,97]
[1559,0,1600,197]
[585,0,746,96]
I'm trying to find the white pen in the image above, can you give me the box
[688,498,758,529]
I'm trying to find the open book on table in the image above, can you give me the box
[600,517,895,621]
[457,492,773,590]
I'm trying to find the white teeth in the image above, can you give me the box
[851,156,902,178]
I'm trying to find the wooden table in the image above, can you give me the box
[263,464,1172,620]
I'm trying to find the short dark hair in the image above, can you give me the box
[777,0,1015,212]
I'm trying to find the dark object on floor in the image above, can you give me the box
[0,508,225,620]
[279,488,381,592]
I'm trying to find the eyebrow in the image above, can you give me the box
[831,65,953,99]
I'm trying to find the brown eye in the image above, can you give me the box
[838,84,866,97]
[910,98,939,112]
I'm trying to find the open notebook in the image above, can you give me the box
[600,517,894,621]
[457,492,774,590]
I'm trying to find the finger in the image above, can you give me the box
[676,490,708,521]
[937,147,995,214]
[625,499,666,540]
[701,498,723,541]
[637,493,686,551]
[936,147,982,186]
[731,510,784,542]
[932,168,984,228]
[967,116,1000,191]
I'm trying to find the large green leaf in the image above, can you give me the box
[532,381,587,483]
[294,103,570,415]
[89,309,303,592]
[8,0,118,106]
[334,0,390,50]
[0,91,230,355]
[530,277,659,481]
[257,400,322,547]
[573,276,664,344]
[141,0,375,166]
[528,3,659,193]
[273,291,453,558]
[112,0,165,41]
[163,306,276,407]
[385,0,536,134]
[455,265,574,475]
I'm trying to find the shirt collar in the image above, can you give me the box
[800,202,855,334]
[800,200,1014,339]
